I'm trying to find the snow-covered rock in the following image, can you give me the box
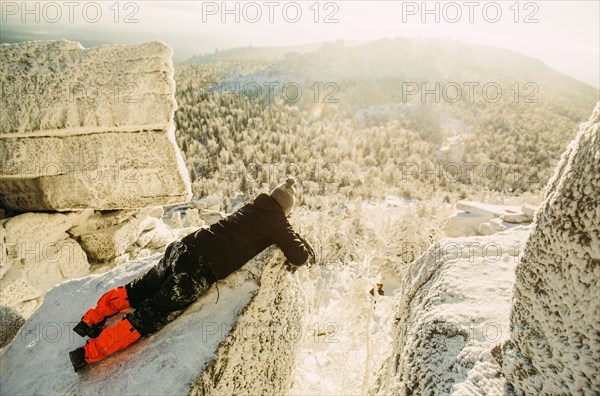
[500,104,600,394]
[372,228,530,396]
[0,305,25,349]
[0,211,92,317]
[456,201,522,217]
[520,204,537,218]
[69,208,156,263]
[182,208,202,228]
[443,200,529,237]
[136,221,175,251]
[478,217,509,235]
[433,135,465,163]
[190,250,311,395]
[500,212,532,224]
[0,249,280,395]
[0,40,191,211]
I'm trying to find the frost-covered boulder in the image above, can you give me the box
[478,217,509,235]
[500,104,600,394]
[136,220,175,251]
[371,228,530,396]
[520,204,536,218]
[443,201,531,237]
[0,40,191,211]
[190,250,311,395]
[500,212,532,224]
[0,211,92,317]
[69,207,165,264]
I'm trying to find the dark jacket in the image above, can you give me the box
[177,194,310,280]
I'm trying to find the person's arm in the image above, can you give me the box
[296,234,316,264]
[272,221,311,266]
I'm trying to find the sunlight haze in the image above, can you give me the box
[1,0,599,87]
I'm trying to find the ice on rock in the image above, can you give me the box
[0,40,191,211]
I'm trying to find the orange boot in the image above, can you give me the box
[73,286,131,337]
[83,318,141,364]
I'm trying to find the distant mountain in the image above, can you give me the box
[184,42,324,64]
[215,37,598,111]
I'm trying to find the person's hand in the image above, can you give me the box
[285,262,301,274]
[298,235,316,265]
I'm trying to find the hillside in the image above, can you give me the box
[174,38,598,207]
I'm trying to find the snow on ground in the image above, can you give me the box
[290,197,410,395]
[0,253,260,396]
[290,262,398,395]
[443,200,534,238]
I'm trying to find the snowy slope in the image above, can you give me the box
[0,252,264,396]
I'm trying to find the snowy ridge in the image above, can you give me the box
[371,228,530,396]
[500,103,600,394]
[190,249,312,395]
[0,250,272,395]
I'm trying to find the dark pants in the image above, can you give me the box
[124,240,217,336]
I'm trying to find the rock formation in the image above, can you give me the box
[500,104,600,394]
[372,104,600,396]
[371,228,529,395]
[190,251,311,395]
[0,40,191,211]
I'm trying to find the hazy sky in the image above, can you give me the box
[1,0,599,87]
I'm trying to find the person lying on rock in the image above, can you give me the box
[69,177,315,372]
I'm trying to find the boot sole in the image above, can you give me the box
[69,349,88,372]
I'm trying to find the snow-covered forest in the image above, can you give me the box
[173,39,597,206]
